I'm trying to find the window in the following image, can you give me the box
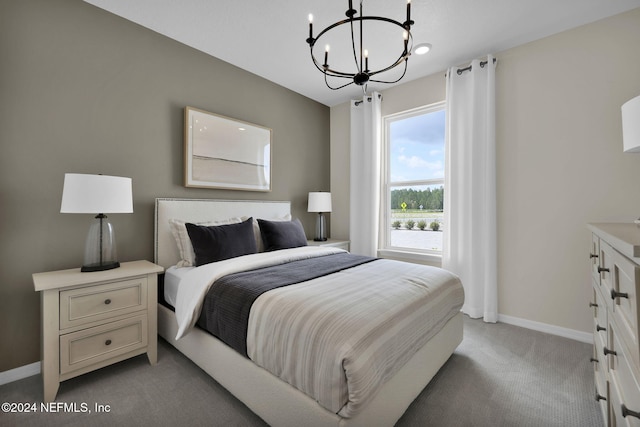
[381,102,446,254]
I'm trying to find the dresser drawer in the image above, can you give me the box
[594,283,608,346]
[600,240,616,310]
[60,277,148,330]
[60,314,148,374]
[592,233,602,284]
[609,323,640,427]
[595,379,610,427]
[610,373,640,427]
[612,249,640,369]
[594,324,607,379]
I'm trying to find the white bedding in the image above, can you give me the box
[174,246,346,339]
[163,266,194,307]
[173,246,464,418]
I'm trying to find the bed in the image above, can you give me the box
[154,198,464,427]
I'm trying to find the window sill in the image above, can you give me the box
[377,249,442,267]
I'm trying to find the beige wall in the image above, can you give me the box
[0,0,329,372]
[330,8,640,334]
[496,8,640,333]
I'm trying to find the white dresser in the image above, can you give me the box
[588,223,640,426]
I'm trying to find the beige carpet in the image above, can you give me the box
[0,316,602,427]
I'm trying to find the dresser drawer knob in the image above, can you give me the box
[589,302,598,308]
[596,324,606,332]
[590,253,599,259]
[597,267,609,274]
[622,404,640,419]
[590,357,599,364]
[105,339,112,346]
[603,347,617,357]
[610,289,629,300]
[595,392,607,402]
[104,299,112,305]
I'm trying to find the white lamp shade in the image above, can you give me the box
[61,173,133,214]
[622,95,640,153]
[308,192,332,213]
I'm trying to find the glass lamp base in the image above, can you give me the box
[314,212,327,241]
[82,214,120,272]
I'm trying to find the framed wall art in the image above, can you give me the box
[184,107,272,191]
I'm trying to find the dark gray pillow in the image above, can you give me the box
[186,217,257,266]
[257,218,308,251]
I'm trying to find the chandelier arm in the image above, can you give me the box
[311,16,409,49]
[367,34,413,77]
[308,47,357,78]
[369,59,408,84]
[368,55,409,78]
[349,13,359,71]
[324,72,355,91]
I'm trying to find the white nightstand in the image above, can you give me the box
[307,239,350,251]
[33,260,163,402]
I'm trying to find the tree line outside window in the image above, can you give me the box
[390,186,443,211]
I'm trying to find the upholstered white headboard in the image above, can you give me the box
[154,198,291,269]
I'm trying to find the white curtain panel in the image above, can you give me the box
[443,55,498,323]
[349,92,382,257]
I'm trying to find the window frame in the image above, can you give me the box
[380,101,446,258]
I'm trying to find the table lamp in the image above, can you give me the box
[60,173,133,272]
[308,192,332,241]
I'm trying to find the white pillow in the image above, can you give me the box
[169,217,243,267]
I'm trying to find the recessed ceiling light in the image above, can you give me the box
[414,43,432,55]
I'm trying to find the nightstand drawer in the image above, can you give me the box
[60,277,148,329]
[60,314,148,374]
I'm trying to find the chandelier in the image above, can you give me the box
[306,0,414,91]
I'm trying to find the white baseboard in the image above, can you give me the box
[498,314,592,344]
[0,361,40,386]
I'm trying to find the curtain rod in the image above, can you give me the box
[354,93,383,106]
[455,57,497,75]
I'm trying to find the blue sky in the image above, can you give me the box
[389,109,445,182]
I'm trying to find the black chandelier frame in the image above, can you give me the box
[306,1,414,91]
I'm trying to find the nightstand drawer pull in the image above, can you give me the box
[589,302,598,308]
[590,253,599,259]
[598,267,609,274]
[610,289,629,300]
[604,347,617,357]
[596,392,607,402]
[104,299,111,305]
[590,357,599,364]
[622,404,640,419]
[596,324,606,332]
[105,339,112,346]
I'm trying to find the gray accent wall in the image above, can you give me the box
[0,0,329,372]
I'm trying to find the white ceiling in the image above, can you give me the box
[83,0,640,107]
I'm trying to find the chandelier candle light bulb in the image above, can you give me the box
[364,49,369,72]
[324,45,330,68]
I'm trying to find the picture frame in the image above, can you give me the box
[184,106,272,192]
